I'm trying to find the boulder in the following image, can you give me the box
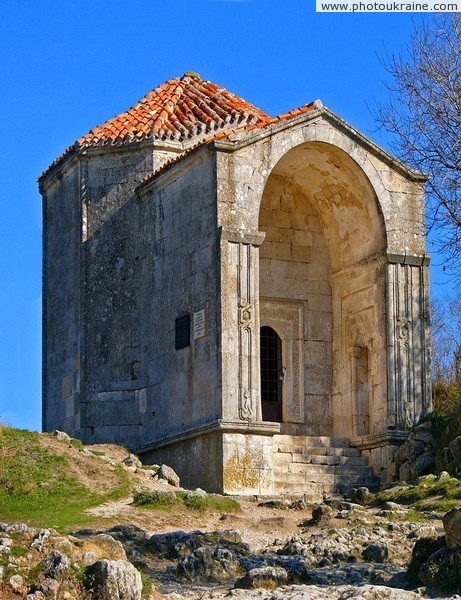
[176,546,244,582]
[0,537,12,554]
[122,454,142,471]
[449,436,461,460]
[409,452,433,479]
[351,487,370,505]
[442,508,461,549]
[74,533,127,563]
[235,566,288,589]
[408,526,439,540]
[42,550,71,578]
[84,559,142,600]
[407,535,446,584]
[418,546,452,588]
[156,464,180,487]
[361,543,388,563]
[38,577,60,596]
[311,504,334,524]
[148,529,247,559]
[54,430,71,442]
[412,421,433,444]
[9,574,27,595]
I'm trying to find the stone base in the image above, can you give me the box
[350,430,408,484]
[139,420,279,494]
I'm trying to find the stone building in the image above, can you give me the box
[39,73,431,496]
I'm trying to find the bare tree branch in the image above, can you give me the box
[375,15,461,280]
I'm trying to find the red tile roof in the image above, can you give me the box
[40,73,318,182]
[78,72,272,147]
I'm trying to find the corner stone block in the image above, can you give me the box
[222,433,274,495]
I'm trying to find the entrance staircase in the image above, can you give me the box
[273,434,379,500]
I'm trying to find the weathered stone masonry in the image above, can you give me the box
[40,73,432,496]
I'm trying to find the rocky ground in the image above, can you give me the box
[1,435,460,599]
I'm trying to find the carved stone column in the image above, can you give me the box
[385,254,431,428]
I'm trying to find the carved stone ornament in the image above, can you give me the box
[238,302,253,330]
[397,317,411,346]
[239,389,255,421]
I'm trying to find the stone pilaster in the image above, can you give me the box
[385,254,432,429]
[220,228,265,423]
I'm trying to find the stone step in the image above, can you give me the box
[272,433,378,497]
[273,435,351,449]
[274,480,338,497]
[274,463,374,481]
[273,452,368,467]
[327,447,363,457]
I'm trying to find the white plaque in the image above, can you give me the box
[193,310,206,339]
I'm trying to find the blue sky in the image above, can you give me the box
[0,1,447,431]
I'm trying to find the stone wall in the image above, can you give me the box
[137,149,222,453]
[80,147,153,447]
[42,158,82,437]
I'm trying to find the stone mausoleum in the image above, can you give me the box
[40,73,432,496]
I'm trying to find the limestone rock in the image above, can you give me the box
[361,543,388,563]
[156,464,180,487]
[31,529,51,550]
[176,546,244,582]
[394,423,434,483]
[38,577,60,597]
[74,533,127,563]
[122,454,142,471]
[351,487,370,505]
[407,535,446,584]
[412,421,433,444]
[311,504,334,524]
[409,452,433,479]
[382,501,402,511]
[42,550,71,578]
[407,526,439,540]
[277,535,311,558]
[5,522,29,535]
[449,436,461,460]
[0,537,12,554]
[338,586,424,599]
[54,430,71,442]
[149,529,247,560]
[149,530,200,558]
[418,546,452,588]
[443,508,461,549]
[235,565,288,589]
[84,559,142,600]
[9,574,27,595]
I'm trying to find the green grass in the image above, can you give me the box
[133,489,241,514]
[0,426,132,530]
[378,475,461,514]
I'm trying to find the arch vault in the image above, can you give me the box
[217,107,431,494]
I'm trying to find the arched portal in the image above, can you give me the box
[258,141,387,438]
[260,326,283,422]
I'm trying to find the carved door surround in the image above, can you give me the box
[259,299,304,424]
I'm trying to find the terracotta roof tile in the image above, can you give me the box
[76,73,271,148]
[40,74,318,182]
